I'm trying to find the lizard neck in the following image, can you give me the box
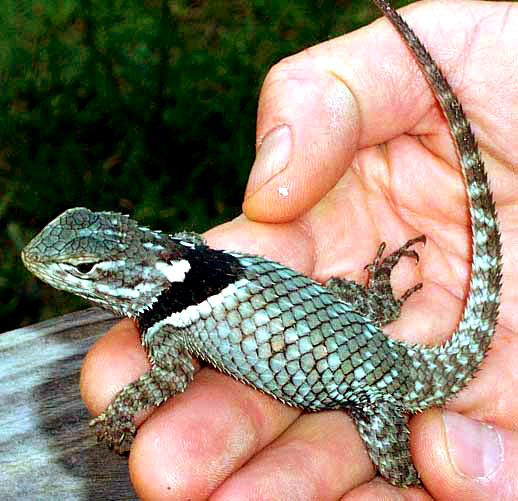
[138,247,247,334]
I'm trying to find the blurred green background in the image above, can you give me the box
[2,0,412,330]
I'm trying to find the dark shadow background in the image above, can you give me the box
[2,0,412,330]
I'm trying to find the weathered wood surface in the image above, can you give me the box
[0,308,138,500]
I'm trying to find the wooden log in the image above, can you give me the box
[0,308,138,500]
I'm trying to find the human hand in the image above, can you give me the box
[81,1,518,499]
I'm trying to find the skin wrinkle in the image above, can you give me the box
[381,136,471,264]
[360,148,426,261]
[389,152,475,305]
[294,217,318,279]
[386,143,462,236]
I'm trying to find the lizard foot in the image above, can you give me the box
[89,409,136,455]
[362,235,426,325]
[326,236,426,327]
[366,235,426,297]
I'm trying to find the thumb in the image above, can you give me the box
[243,56,358,223]
[411,409,518,499]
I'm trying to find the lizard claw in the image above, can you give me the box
[89,412,136,455]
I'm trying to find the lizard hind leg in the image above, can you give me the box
[326,235,426,327]
[349,397,420,487]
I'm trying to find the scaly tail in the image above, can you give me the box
[372,0,502,411]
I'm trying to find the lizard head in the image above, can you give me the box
[22,207,202,317]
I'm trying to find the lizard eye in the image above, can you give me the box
[75,262,96,274]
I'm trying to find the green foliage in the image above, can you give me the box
[1,0,413,329]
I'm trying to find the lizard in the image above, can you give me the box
[21,0,502,488]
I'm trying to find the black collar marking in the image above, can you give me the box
[138,246,246,332]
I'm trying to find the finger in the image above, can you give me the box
[205,214,317,276]
[209,411,373,500]
[243,1,492,223]
[412,409,518,499]
[80,319,149,416]
[243,71,358,223]
[344,478,431,501]
[129,368,300,500]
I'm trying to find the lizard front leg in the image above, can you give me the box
[90,345,195,453]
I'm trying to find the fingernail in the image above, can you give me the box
[443,411,503,479]
[245,124,292,198]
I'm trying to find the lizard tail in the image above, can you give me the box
[373,0,503,411]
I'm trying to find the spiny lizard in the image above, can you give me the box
[21,0,502,487]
